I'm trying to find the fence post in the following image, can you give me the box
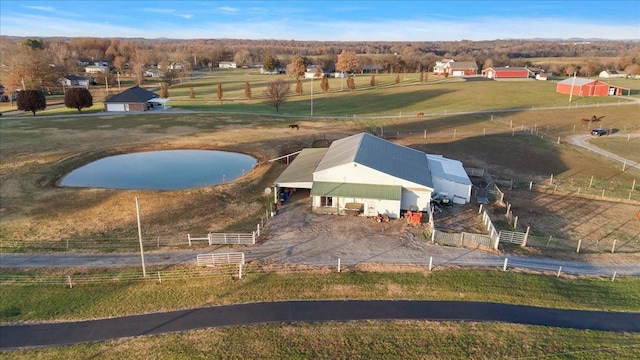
[632,179,636,191]
[514,216,518,230]
[338,258,341,273]
[589,176,594,188]
[460,232,464,246]
[429,256,433,271]
[238,263,243,279]
[506,203,511,216]
[601,189,605,198]
[157,236,160,248]
[257,223,260,237]
[208,233,213,245]
[431,228,435,243]
[529,181,533,190]
[67,275,73,289]
[576,239,582,253]
[424,129,427,139]
[522,226,529,247]
[549,174,553,185]
[611,240,616,253]
[612,272,617,282]
[188,234,192,246]
[546,236,552,248]
[502,258,508,271]
[66,238,69,251]
[479,204,483,214]
[252,231,256,244]
[557,266,562,278]
[157,271,162,284]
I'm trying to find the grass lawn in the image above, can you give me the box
[1,268,639,323]
[1,268,639,359]
[2,322,639,359]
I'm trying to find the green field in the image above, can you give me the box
[1,268,640,358]
[1,71,640,357]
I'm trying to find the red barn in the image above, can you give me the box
[556,78,627,96]
[482,67,532,79]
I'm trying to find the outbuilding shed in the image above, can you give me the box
[274,133,472,219]
[482,67,532,79]
[556,78,630,96]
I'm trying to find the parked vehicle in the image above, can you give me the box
[591,128,608,136]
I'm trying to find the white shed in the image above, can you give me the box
[426,154,472,204]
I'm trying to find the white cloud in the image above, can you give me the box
[218,6,239,13]
[24,5,55,12]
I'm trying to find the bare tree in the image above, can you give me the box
[263,79,290,112]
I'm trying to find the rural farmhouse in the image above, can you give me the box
[555,78,630,96]
[274,133,471,219]
[103,86,171,112]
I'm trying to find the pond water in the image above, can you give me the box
[60,150,257,190]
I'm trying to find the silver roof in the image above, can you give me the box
[315,133,433,188]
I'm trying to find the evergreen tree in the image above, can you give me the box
[320,76,329,94]
[64,88,93,112]
[296,79,303,96]
[160,83,169,98]
[346,76,355,91]
[244,82,252,99]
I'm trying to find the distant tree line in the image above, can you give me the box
[1,36,639,94]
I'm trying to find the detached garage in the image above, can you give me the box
[556,78,630,96]
[482,67,532,79]
[274,133,472,219]
[104,86,170,112]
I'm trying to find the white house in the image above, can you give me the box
[85,65,109,74]
[219,62,237,69]
[61,75,93,88]
[599,70,626,78]
[274,133,472,219]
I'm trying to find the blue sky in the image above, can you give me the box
[1,1,638,41]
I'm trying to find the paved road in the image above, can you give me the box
[566,133,640,170]
[1,300,639,349]
[2,247,639,275]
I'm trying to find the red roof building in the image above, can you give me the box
[556,78,629,96]
[482,67,532,79]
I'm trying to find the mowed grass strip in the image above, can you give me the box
[1,269,638,323]
[2,321,640,359]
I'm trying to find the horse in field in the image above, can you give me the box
[289,124,299,130]
[417,112,424,118]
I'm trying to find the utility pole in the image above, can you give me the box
[135,196,147,277]
[568,72,576,103]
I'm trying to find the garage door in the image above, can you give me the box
[453,71,464,76]
[106,104,125,112]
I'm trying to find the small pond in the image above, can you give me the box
[60,150,257,190]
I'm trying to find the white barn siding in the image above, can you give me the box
[431,176,471,204]
[312,196,400,217]
[401,188,432,211]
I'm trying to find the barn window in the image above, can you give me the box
[321,196,333,207]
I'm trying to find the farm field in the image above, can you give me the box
[1,75,639,252]
[1,69,640,358]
